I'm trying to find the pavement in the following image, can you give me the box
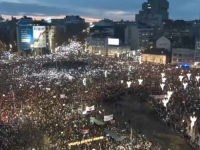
[102,92,194,150]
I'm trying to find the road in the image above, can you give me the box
[102,92,194,150]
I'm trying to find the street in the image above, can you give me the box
[102,92,194,150]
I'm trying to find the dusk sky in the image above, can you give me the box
[0,0,199,22]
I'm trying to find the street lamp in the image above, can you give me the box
[183,82,188,90]
[127,81,131,88]
[161,73,165,78]
[160,83,165,90]
[196,74,200,82]
[138,78,143,85]
[187,72,191,80]
[167,91,173,100]
[162,77,166,83]
[179,75,184,82]
[162,99,169,109]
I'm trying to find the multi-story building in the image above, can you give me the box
[135,0,169,24]
[16,18,58,56]
[87,33,108,55]
[125,24,154,50]
[194,37,200,64]
[189,21,200,38]
[171,48,194,65]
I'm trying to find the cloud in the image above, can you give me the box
[0,0,138,21]
[0,0,200,21]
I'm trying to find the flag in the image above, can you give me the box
[104,114,113,121]
[82,129,89,134]
[86,105,95,111]
[60,94,65,98]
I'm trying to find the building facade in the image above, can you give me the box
[16,18,58,56]
[125,25,154,50]
[142,48,170,64]
[135,0,169,24]
[171,48,194,65]
[194,38,200,64]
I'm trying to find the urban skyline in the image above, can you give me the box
[0,0,200,22]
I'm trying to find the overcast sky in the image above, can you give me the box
[0,0,199,22]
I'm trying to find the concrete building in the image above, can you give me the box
[171,48,194,65]
[87,35,130,57]
[87,33,108,55]
[156,36,171,51]
[135,0,169,24]
[194,37,200,64]
[142,48,170,64]
[16,18,58,56]
[125,24,154,50]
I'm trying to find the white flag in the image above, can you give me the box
[104,114,113,121]
[60,94,65,98]
[86,105,95,111]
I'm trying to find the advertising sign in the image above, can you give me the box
[33,26,46,48]
[108,38,119,46]
[19,26,33,50]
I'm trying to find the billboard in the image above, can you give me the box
[33,26,46,48]
[19,26,33,50]
[108,38,119,46]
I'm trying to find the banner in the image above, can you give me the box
[82,129,89,134]
[104,114,113,121]
[33,26,46,48]
[60,94,65,99]
[86,105,95,111]
[150,95,167,99]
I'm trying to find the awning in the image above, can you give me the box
[105,130,125,141]
[90,117,105,125]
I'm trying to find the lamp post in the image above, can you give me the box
[162,99,169,110]
[160,83,165,91]
[190,115,197,141]
[127,81,132,88]
[167,91,173,100]
[196,74,200,82]
[182,82,188,90]
[187,72,191,80]
[138,78,143,85]
[179,75,184,82]
[161,73,165,78]
[162,77,166,83]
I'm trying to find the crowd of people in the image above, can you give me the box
[0,43,162,150]
[1,41,200,149]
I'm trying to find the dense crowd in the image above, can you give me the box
[0,45,162,150]
[1,41,200,149]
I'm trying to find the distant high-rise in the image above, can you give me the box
[135,0,169,24]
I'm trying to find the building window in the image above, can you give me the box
[174,53,177,56]
[179,54,182,57]
[178,59,182,62]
